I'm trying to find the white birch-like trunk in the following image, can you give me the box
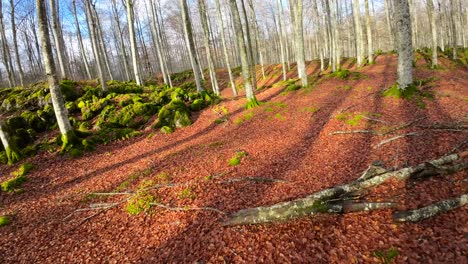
[48,0,68,79]
[198,0,219,95]
[395,0,413,89]
[364,0,374,64]
[126,0,143,86]
[85,0,107,91]
[36,0,73,138]
[291,0,307,86]
[215,0,237,96]
[352,0,364,67]
[276,0,288,80]
[72,0,92,79]
[9,0,24,87]
[229,0,256,103]
[180,0,204,92]
[426,0,438,67]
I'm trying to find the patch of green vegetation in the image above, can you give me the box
[335,112,349,121]
[274,113,286,121]
[233,118,244,125]
[115,166,155,192]
[383,80,434,109]
[244,112,254,121]
[228,150,247,166]
[335,112,364,126]
[0,215,11,227]
[178,187,196,199]
[156,172,171,183]
[213,106,229,124]
[245,98,261,109]
[337,85,353,91]
[373,247,399,264]
[300,106,319,113]
[329,69,351,79]
[125,190,156,215]
[1,163,33,192]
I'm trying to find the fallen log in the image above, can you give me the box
[393,194,467,222]
[223,152,466,226]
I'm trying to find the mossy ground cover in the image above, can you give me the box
[0,80,217,163]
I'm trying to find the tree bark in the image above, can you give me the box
[48,0,69,79]
[126,0,143,86]
[180,0,204,92]
[426,0,438,67]
[36,0,75,149]
[290,0,308,86]
[352,0,364,67]
[395,0,413,89]
[364,0,374,64]
[72,0,92,79]
[9,0,24,87]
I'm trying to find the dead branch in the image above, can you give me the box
[223,152,466,226]
[357,161,388,181]
[382,118,424,135]
[221,177,288,184]
[362,116,388,124]
[374,132,421,148]
[330,130,378,135]
[150,202,226,214]
[393,194,467,222]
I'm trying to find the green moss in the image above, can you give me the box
[60,130,79,153]
[6,147,21,165]
[383,81,434,109]
[125,192,156,215]
[329,69,350,79]
[335,112,349,121]
[1,163,32,192]
[59,80,81,101]
[245,98,260,109]
[156,172,171,183]
[228,151,247,166]
[285,84,301,92]
[0,215,11,227]
[190,99,205,111]
[0,151,8,164]
[345,114,364,126]
[274,113,286,121]
[373,247,399,264]
[179,187,195,199]
[160,126,173,134]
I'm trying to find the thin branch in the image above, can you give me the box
[330,130,378,135]
[374,132,420,148]
[221,177,288,184]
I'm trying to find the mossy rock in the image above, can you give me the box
[6,116,27,130]
[160,126,173,134]
[107,81,144,94]
[0,215,11,227]
[190,99,205,111]
[60,80,81,101]
[285,84,301,92]
[66,102,78,113]
[0,151,8,164]
[21,110,47,132]
[174,110,192,128]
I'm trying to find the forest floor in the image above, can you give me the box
[0,54,467,263]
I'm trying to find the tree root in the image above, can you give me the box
[223,152,467,226]
[393,194,467,222]
[374,132,421,148]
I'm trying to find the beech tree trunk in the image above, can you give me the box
[0,1,15,87]
[364,0,374,64]
[9,0,24,87]
[395,0,413,89]
[180,0,204,92]
[85,0,107,92]
[126,0,143,86]
[72,0,92,79]
[290,0,308,87]
[229,0,258,106]
[426,0,438,67]
[149,0,171,86]
[198,0,220,95]
[215,0,237,96]
[48,0,68,79]
[36,0,75,148]
[0,120,20,164]
[352,0,364,67]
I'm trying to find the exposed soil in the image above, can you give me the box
[0,55,467,263]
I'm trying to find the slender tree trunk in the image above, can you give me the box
[9,0,24,87]
[395,0,413,89]
[215,0,237,96]
[180,0,203,92]
[384,0,395,50]
[48,0,68,79]
[239,0,257,90]
[352,0,364,67]
[0,120,20,164]
[149,0,171,86]
[426,0,438,67]
[93,7,114,80]
[229,0,258,106]
[36,0,76,149]
[111,0,131,81]
[0,1,15,87]
[72,0,92,79]
[290,0,307,86]
[276,0,288,80]
[364,0,374,64]
[85,0,107,91]
[450,0,458,60]
[198,0,220,94]
[125,0,143,85]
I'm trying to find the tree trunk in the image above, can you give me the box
[0,120,20,164]
[0,1,15,87]
[36,0,76,150]
[72,0,92,79]
[352,0,364,67]
[215,0,237,96]
[395,0,413,89]
[291,0,308,86]
[426,0,438,67]
[180,0,204,92]
[384,0,395,50]
[239,0,257,91]
[48,0,68,79]
[85,0,108,92]
[126,0,143,86]
[198,0,220,95]
[149,0,171,86]
[9,0,24,87]
[111,0,131,81]
[364,0,374,64]
[229,0,258,107]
